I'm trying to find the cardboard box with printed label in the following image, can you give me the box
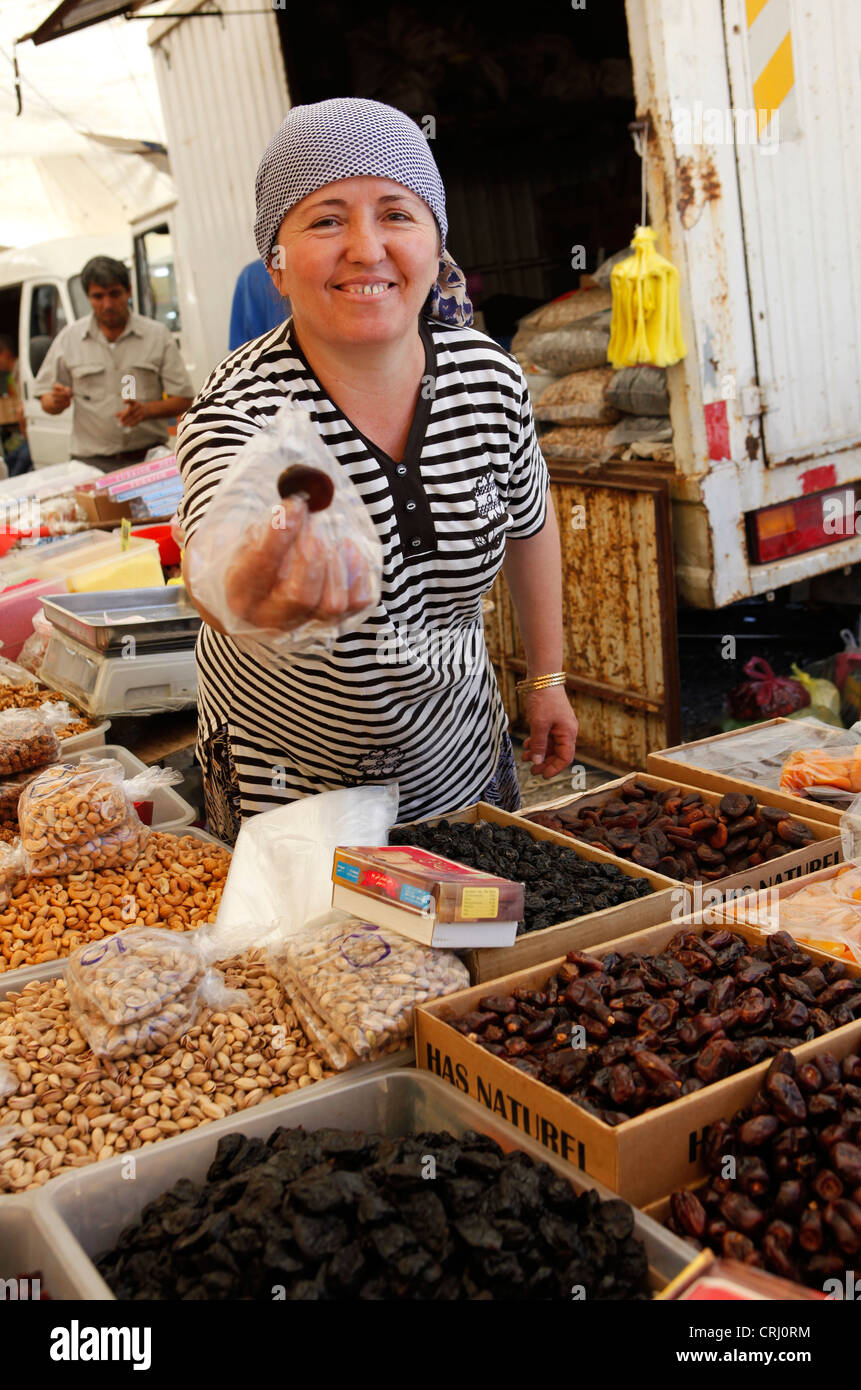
[521,770,841,914]
[331,844,524,948]
[414,918,861,1206]
[396,801,679,982]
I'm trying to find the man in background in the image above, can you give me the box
[0,335,32,477]
[34,256,193,473]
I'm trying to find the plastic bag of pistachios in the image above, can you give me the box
[65,927,248,1059]
[271,909,469,1060]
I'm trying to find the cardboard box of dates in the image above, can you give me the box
[414,918,861,1206]
[646,719,845,829]
[394,802,678,983]
[644,1039,861,1294]
[524,772,840,909]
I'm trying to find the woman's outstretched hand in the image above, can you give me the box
[521,686,579,779]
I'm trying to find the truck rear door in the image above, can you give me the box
[723,0,861,467]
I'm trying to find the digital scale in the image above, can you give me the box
[40,588,200,718]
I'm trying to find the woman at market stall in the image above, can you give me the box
[179,97,578,842]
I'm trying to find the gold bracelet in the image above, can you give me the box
[516,671,567,693]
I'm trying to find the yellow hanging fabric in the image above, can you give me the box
[607,226,687,369]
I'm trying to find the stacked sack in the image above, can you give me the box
[515,248,675,466]
[604,365,673,462]
[512,253,618,463]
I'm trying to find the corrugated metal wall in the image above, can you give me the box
[148,1,290,383]
[485,470,681,769]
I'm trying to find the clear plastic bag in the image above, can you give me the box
[728,863,861,964]
[0,656,34,688]
[18,757,183,878]
[65,927,248,1059]
[16,612,54,677]
[270,910,469,1060]
[186,402,383,661]
[780,746,861,802]
[0,840,25,909]
[0,767,40,822]
[282,976,405,1071]
[215,782,399,939]
[0,701,72,776]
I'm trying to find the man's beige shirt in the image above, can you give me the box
[34,312,193,458]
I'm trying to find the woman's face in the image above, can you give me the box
[269,176,440,348]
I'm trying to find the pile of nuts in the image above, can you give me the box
[529,783,816,883]
[451,931,861,1125]
[0,830,231,972]
[0,953,334,1193]
[18,762,145,877]
[667,1048,861,1289]
[96,1126,650,1301]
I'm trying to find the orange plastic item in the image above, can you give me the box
[779,745,861,796]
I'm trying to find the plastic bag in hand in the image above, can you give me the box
[0,701,73,776]
[186,403,383,660]
[18,757,184,878]
[65,927,248,1059]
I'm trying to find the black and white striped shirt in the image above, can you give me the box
[176,315,548,824]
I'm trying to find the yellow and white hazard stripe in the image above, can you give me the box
[745,0,800,140]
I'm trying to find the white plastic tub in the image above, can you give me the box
[33,1070,694,1300]
[0,1195,88,1300]
[58,720,111,754]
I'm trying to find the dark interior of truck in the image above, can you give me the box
[276,0,642,343]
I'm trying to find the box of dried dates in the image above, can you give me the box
[415,918,861,1206]
[647,718,846,829]
[645,1034,861,1294]
[523,772,841,911]
[392,802,679,983]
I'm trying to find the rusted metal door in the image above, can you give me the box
[486,466,681,770]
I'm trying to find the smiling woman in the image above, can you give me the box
[177,97,578,842]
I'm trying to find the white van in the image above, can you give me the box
[0,227,183,469]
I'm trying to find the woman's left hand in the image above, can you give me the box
[522,686,579,779]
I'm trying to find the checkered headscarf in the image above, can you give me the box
[254,97,472,328]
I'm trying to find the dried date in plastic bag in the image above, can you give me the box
[271,910,469,1059]
[185,403,383,662]
[65,927,247,1059]
[0,701,72,776]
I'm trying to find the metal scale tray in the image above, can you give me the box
[42,588,201,654]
